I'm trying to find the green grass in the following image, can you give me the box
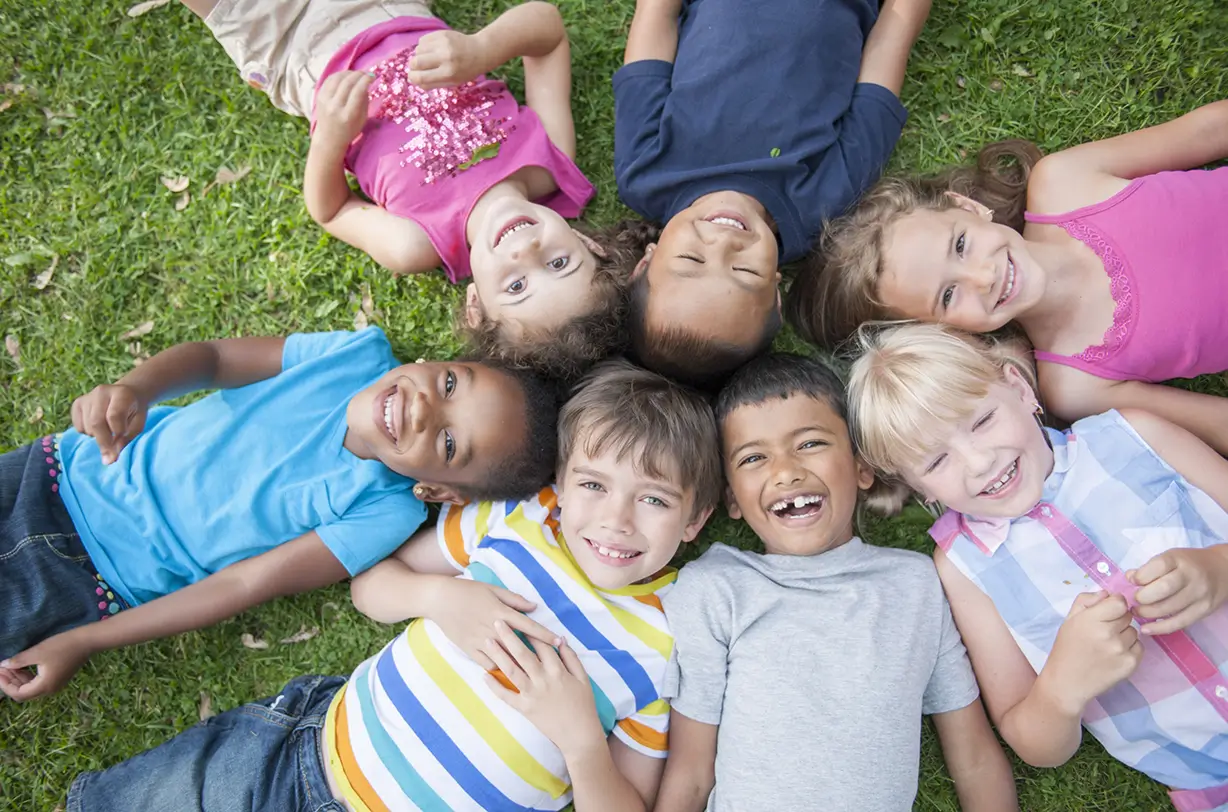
[1,0,1226,808]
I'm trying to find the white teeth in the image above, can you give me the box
[768,494,823,513]
[708,216,746,230]
[997,258,1015,306]
[495,220,533,247]
[593,542,638,560]
[383,394,395,438]
[981,460,1018,495]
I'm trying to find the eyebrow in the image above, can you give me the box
[455,366,477,468]
[571,465,683,500]
[726,424,838,460]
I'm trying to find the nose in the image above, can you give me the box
[510,237,542,262]
[771,456,806,488]
[960,440,996,480]
[599,495,635,535]
[962,256,995,296]
[407,390,431,435]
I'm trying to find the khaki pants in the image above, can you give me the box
[205,0,434,117]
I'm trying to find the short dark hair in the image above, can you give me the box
[629,272,782,391]
[716,352,848,428]
[459,362,563,501]
[558,358,722,519]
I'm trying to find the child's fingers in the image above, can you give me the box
[1068,590,1107,616]
[407,68,451,90]
[1132,553,1176,587]
[557,639,587,680]
[1086,593,1130,621]
[483,673,522,709]
[1134,571,1187,612]
[503,614,559,648]
[1140,603,1204,636]
[495,620,543,679]
[491,585,538,614]
[484,637,527,690]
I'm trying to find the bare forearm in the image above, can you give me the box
[112,341,224,404]
[857,0,930,95]
[947,741,1018,812]
[567,741,649,812]
[652,762,713,812]
[624,0,681,64]
[350,559,450,623]
[304,135,355,225]
[472,1,566,72]
[999,674,1084,768]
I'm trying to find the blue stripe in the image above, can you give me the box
[375,645,541,812]
[486,536,658,709]
[352,657,451,810]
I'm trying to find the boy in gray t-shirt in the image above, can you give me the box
[655,354,1019,812]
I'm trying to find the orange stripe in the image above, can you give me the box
[443,504,470,567]
[489,668,520,693]
[634,593,663,612]
[334,690,393,812]
[538,487,562,539]
[617,718,668,751]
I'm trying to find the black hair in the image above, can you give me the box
[715,352,847,427]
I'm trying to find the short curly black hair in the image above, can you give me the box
[455,360,563,501]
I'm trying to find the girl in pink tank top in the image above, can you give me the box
[190,0,620,379]
[787,100,1228,455]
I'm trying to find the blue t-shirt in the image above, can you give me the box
[56,328,427,606]
[613,0,908,262]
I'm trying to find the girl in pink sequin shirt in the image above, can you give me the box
[787,100,1228,456]
[190,0,617,378]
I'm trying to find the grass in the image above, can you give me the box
[0,0,1225,808]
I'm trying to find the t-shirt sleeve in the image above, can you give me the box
[315,490,429,576]
[612,60,674,209]
[613,697,671,759]
[660,565,731,726]
[922,591,981,716]
[833,82,909,200]
[282,327,395,373]
[436,498,514,571]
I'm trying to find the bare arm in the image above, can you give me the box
[651,710,717,812]
[569,736,664,812]
[623,0,683,65]
[1040,363,1228,457]
[856,0,931,95]
[349,526,463,623]
[930,700,1019,812]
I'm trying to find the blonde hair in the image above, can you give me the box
[786,140,1043,350]
[846,322,1038,515]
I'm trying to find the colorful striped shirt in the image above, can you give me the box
[930,410,1228,812]
[325,486,674,811]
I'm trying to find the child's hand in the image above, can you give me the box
[408,31,487,89]
[314,71,373,149]
[72,383,150,464]
[1130,547,1228,635]
[0,632,92,701]
[484,620,604,757]
[1042,592,1143,713]
[430,578,562,670]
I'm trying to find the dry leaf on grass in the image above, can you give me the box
[3,84,25,95]
[353,309,369,330]
[280,626,320,645]
[5,335,19,363]
[937,113,952,123]
[989,79,1004,92]
[174,191,191,211]
[361,285,375,317]
[199,691,216,720]
[32,255,58,290]
[0,100,11,114]
[122,320,155,339]
[127,0,172,17]
[28,406,44,424]
[160,175,190,193]
[42,107,76,119]
[203,165,253,196]
[240,633,270,650]
[1012,64,1032,78]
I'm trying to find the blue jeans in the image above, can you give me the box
[69,674,348,812]
[0,439,124,660]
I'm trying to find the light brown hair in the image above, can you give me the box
[557,358,722,519]
[786,140,1044,350]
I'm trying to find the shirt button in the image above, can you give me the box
[1216,686,1228,701]
[1040,506,1052,517]
[1096,562,1111,575]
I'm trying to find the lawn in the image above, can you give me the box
[1,0,1225,808]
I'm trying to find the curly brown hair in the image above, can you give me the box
[786,139,1044,350]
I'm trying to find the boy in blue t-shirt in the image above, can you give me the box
[0,327,558,701]
[605,0,931,389]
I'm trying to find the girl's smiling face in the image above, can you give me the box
[877,196,1045,334]
[901,366,1054,519]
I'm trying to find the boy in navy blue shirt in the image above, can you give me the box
[607,0,930,389]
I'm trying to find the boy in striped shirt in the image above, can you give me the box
[69,359,722,812]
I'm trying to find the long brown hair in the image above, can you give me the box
[786,139,1043,350]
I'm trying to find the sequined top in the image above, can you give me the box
[1026,166,1228,382]
[314,16,594,282]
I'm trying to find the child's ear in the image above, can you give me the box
[573,229,607,259]
[463,284,483,329]
[1001,363,1036,405]
[724,485,743,520]
[413,482,466,505]
[681,504,715,543]
[856,458,875,492]
[631,244,657,280]
[944,192,993,221]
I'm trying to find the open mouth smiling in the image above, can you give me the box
[494,217,535,248]
[767,493,825,520]
[995,255,1016,308]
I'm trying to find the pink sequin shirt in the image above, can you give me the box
[1025,166,1228,382]
[313,16,594,282]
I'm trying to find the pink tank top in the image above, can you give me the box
[314,17,594,282]
[1024,167,1228,382]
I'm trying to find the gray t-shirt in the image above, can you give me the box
[662,539,979,812]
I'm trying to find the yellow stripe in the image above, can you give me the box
[504,512,674,661]
[474,500,493,542]
[324,686,383,812]
[407,623,569,799]
[638,698,670,717]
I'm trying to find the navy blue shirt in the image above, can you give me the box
[613,0,908,262]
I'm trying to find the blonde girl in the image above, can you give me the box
[790,100,1228,454]
[847,322,1228,812]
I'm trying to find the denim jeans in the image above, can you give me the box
[0,439,124,661]
[69,674,348,812]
